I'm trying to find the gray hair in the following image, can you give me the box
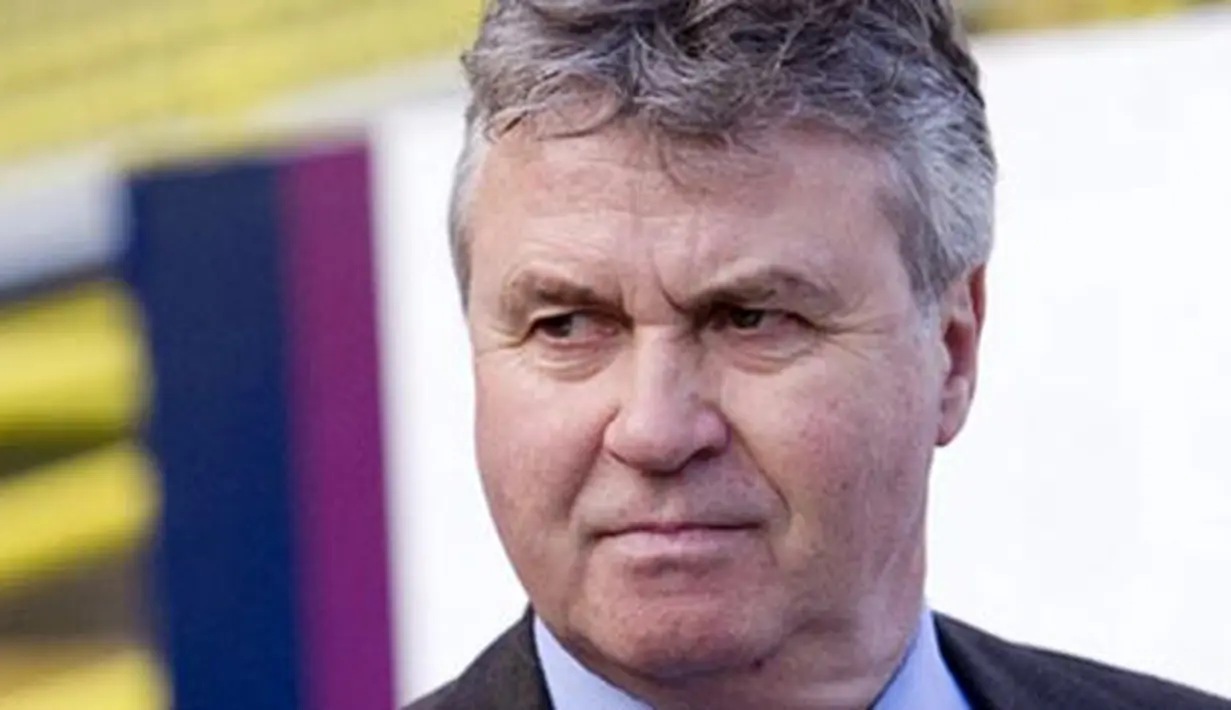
[449,0,996,306]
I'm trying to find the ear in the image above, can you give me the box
[936,264,987,447]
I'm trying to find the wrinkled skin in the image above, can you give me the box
[464,125,984,710]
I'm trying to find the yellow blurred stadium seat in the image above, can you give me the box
[0,443,157,598]
[0,643,166,710]
[0,281,145,442]
[0,0,485,161]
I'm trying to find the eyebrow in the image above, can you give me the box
[682,265,848,316]
[496,264,846,322]
[498,270,618,322]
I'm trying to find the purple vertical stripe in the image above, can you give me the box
[280,144,396,710]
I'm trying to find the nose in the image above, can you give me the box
[602,336,729,475]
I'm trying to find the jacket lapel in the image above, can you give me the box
[437,611,554,710]
[936,612,1092,710]
[935,614,1024,709]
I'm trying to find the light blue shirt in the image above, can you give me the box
[534,607,971,710]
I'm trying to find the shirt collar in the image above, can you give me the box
[535,615,653,710]
[872,608,971,710]
[534,607,970,710]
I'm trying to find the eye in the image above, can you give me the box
[529,311,618,343]
[711,305,773,332]
[533,313,582,340]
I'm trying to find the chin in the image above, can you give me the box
[579,594,786,679]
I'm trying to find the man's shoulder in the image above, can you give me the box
[936,613,1231,709]
[403,613,551,710]
[403,681,455,710]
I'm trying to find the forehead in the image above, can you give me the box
[467,123,901,288]
[484,123,887,201]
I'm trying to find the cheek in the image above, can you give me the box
[724,355,936,562]
[473,360,611,568]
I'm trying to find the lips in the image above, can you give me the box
[597,522,759,563]
[598,519,760,538]
[609,521,756,536]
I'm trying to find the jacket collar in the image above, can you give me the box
[427,610,1046,710]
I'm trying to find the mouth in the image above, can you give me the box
[607,522,758,536]
[597,522,761,560]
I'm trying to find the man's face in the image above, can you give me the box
[465,125,980,678]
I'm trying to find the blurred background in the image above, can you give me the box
[0,1,1228,708]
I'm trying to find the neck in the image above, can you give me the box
[581,543,927,710]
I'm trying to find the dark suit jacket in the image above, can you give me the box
[407,612,1230,709]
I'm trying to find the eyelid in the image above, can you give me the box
[530,307,609,325]
[528,309,624,341]
[708,304,814,332]
[527,310,579,335]
[705,303,776,322]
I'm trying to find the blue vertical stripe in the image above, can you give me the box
[126,159,302,710]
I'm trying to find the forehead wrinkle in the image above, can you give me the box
[498,126,674,216]
[501,271,581,309]
[515,123,797,221]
